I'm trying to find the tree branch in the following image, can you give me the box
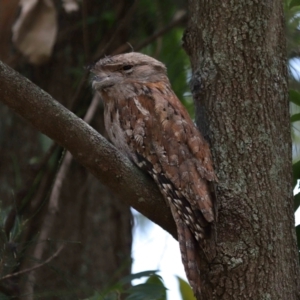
[0,60,177,239]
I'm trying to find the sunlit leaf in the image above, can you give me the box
[176,276,196,300]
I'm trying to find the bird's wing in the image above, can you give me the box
[117,82,217,225]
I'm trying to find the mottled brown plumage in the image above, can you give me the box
[91,52,217,295]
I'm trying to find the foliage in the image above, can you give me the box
[290,0,300,9]
[83,271,197,300]
[177,276,196,300]
[84,271,167,300]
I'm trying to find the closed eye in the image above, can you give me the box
[122,65,133,72]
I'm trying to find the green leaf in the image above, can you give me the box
[145,275,167,300]
[146,274,164,285]
[120,270,159,285]
[125,282,167,300]
[293,160,300,187]
[291,113,300,123]
[295,225,300,258]
[176,276,196,300]
[295,193,300,211]
[84,291,119,300]
[290,0,300,9]
[289,90,300,106]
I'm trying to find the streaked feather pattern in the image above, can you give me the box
[92,52,217,296]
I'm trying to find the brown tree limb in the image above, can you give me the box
[0,60,177,239]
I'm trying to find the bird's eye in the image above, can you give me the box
[122,65,133,71]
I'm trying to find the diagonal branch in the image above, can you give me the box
[0,60,177,239]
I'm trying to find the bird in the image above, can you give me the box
[91,52,217,295]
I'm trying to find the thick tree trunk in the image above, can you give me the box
[183,1,300,299]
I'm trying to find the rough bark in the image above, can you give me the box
[183,0,300,299]
[1,1,299,299]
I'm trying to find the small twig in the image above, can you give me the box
[67,1,138,112]
[68,71,90,111]
[82,0,90,62]
[4,143,58,238]
[135,11,187,51]
[92,0,138,60]
[112,11,187,55]
[83,92,101,123]
[26,93,100,293]
[0,245,64,282]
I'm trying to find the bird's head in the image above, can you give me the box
[91,52,168,93]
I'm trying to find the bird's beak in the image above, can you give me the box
[92,73,114,90]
